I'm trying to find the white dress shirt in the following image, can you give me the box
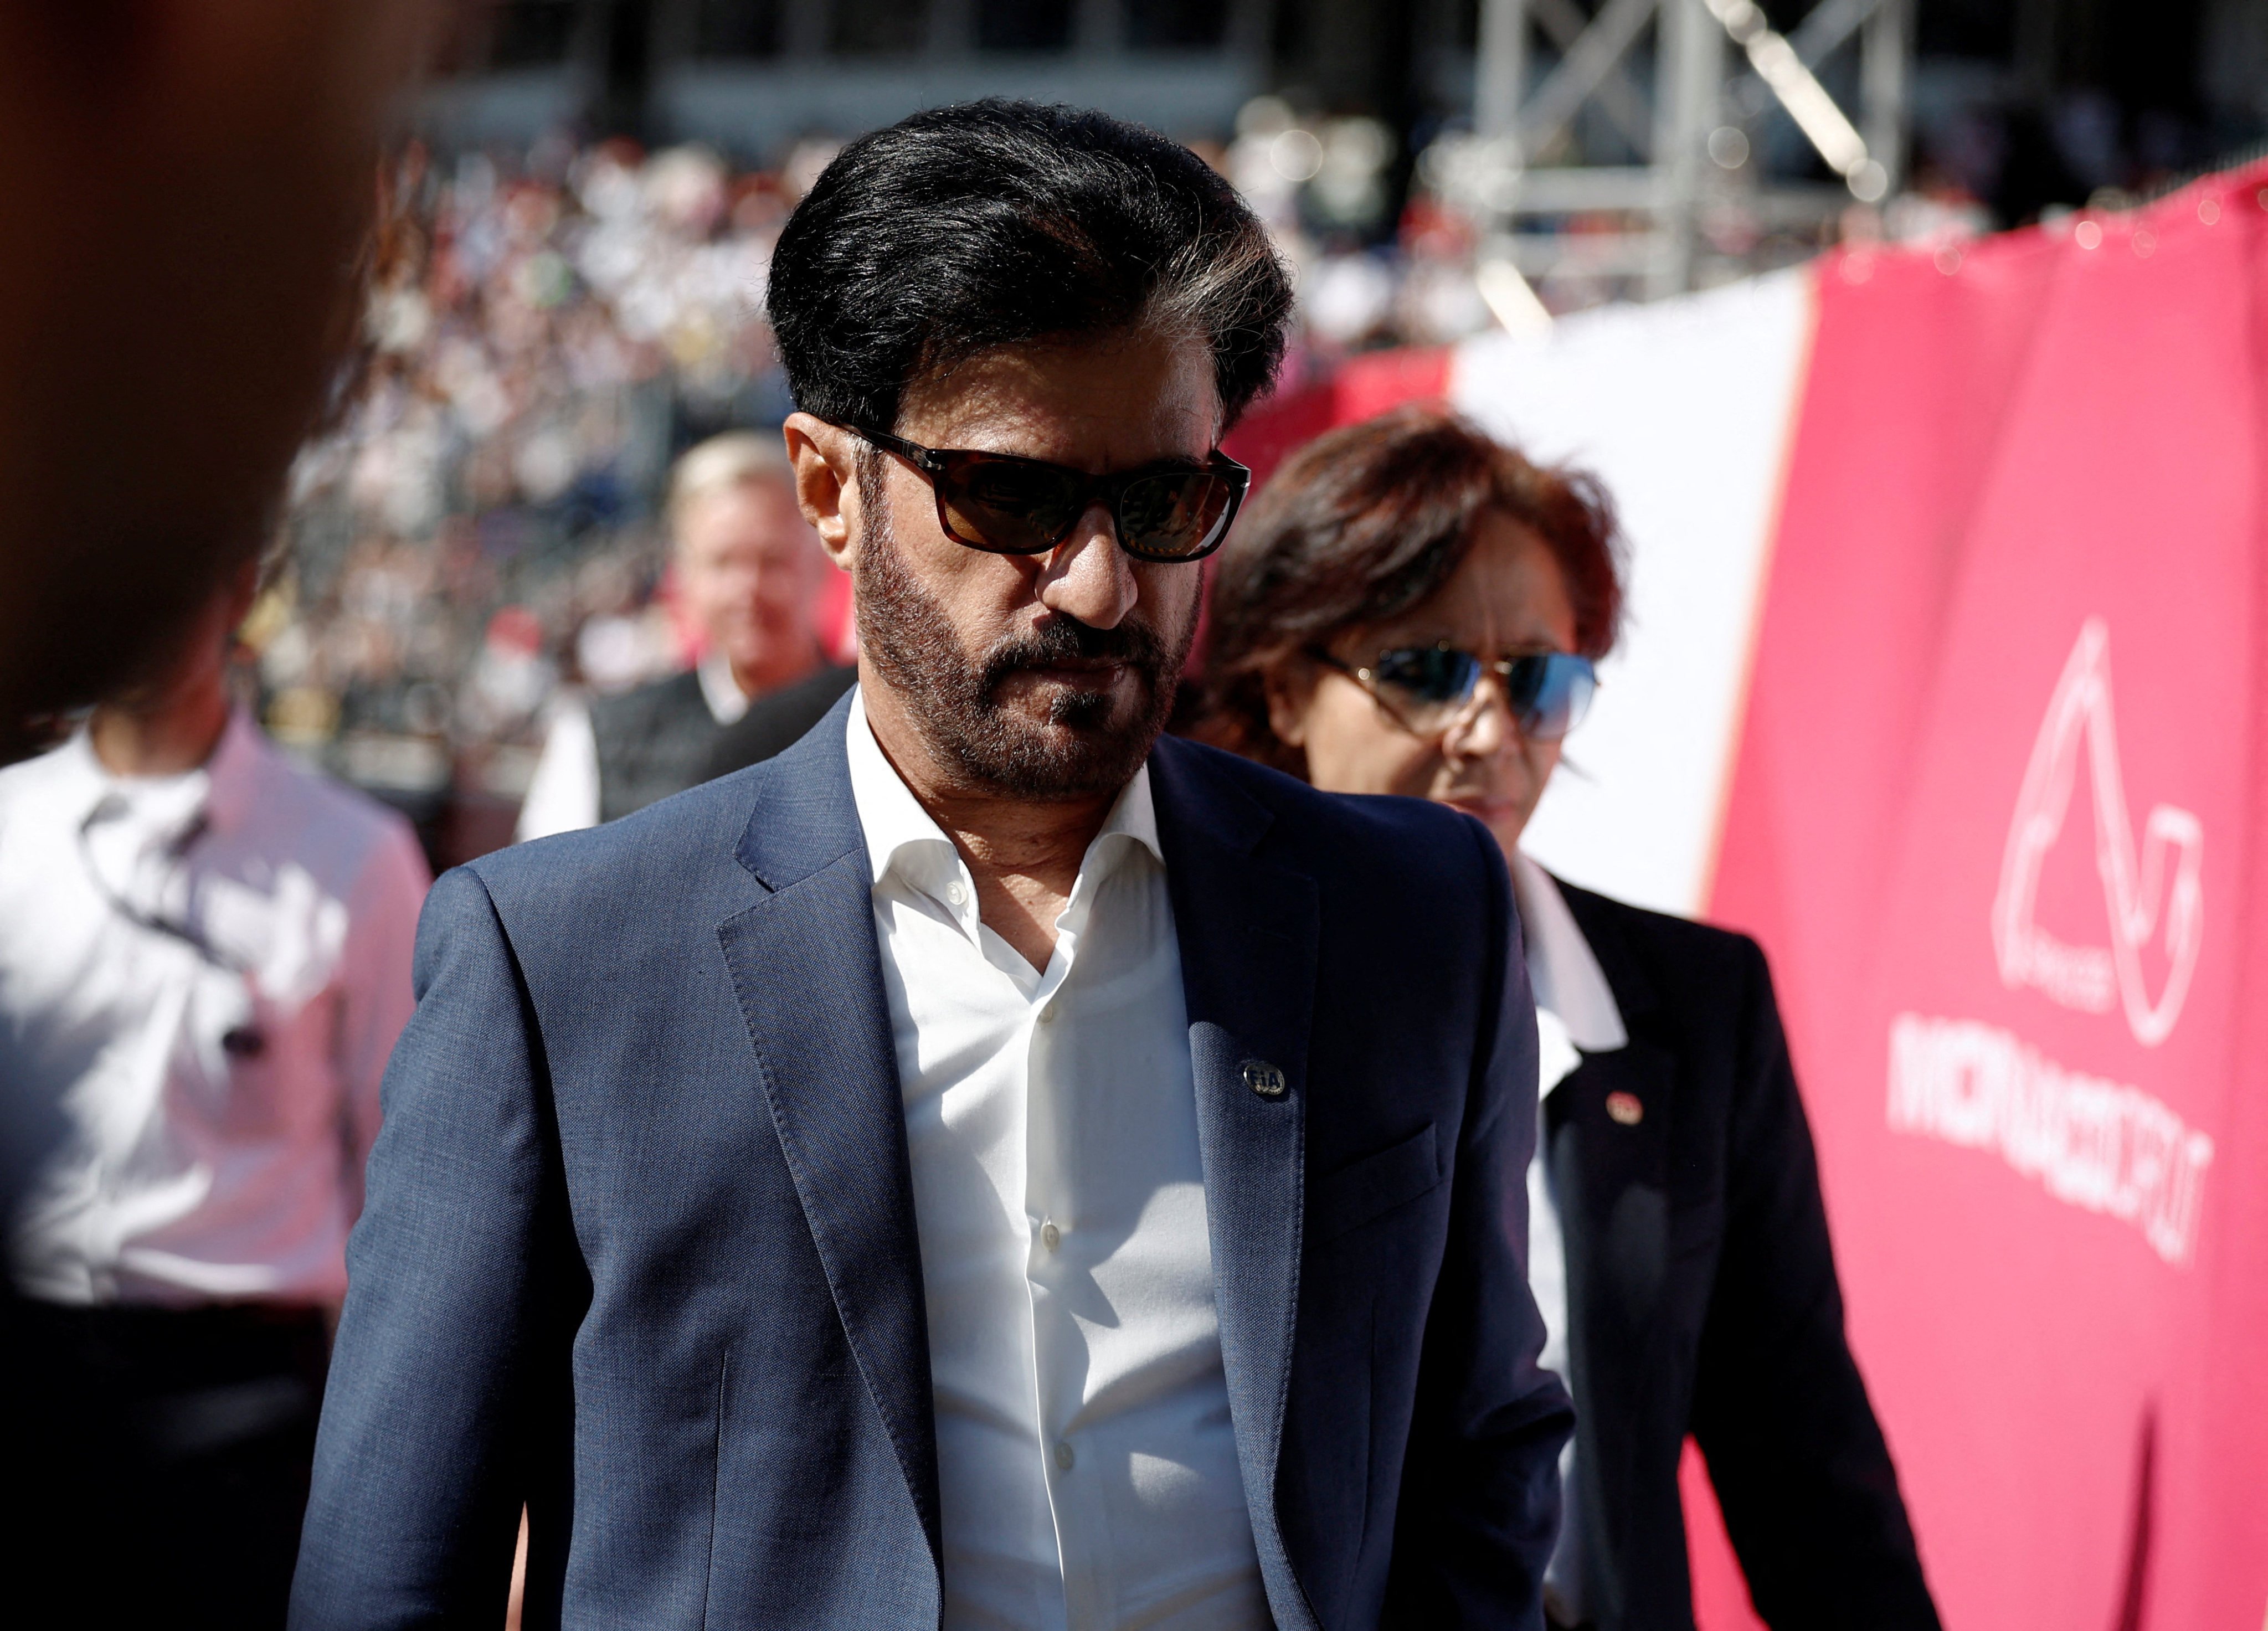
[845,692,1268,1631]
[515,649,749,840]
[0,711,430,1306]
[1511,851,1629,1624]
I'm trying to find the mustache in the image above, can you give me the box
[979,615,1170,690]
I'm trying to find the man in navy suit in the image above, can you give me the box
[292,102,1572,1630]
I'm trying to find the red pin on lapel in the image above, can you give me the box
[1605,1091,1644,1126]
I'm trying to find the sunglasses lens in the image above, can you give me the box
[1509,653,1597,741]
[1371,647,1483,721]
[1118,471,1236,561]
[936,457,1086,554]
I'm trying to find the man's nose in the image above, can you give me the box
[1036,500,1138,629]
[743,563,788,605]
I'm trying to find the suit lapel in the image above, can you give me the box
[1547,1042,1678,1314]
[1541,881,1676,1623]
[1546,873,1676,1335]
[1149,738,1321,1630]
[713,701,941,1563]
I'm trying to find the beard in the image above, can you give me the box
[853,470,1194,801]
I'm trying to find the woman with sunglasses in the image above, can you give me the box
[1192,406,1938,1631]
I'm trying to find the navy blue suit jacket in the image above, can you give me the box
[292,698,1571,1629]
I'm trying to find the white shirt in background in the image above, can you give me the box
[514,649,748,840]
[1511,850,1631,1627]
[844,692,1268,1631]
[0,711,430,1307]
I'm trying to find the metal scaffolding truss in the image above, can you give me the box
[1468,0,1915,299]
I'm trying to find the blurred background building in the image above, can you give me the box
[251,0,2268,871]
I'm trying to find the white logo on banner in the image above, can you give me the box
[1888,621,2213,1264]
[1990,619,2204,1047]
[1886,1013,2213,1264]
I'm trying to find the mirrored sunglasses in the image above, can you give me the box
[1314,642,1599,742]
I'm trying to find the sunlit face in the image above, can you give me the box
[842,325,1218,799]
[675,477,825,688]
[1269,510,1579,857]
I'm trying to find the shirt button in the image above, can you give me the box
[1038,1001,1058,1024]
[945,880,969,907]
[1041,1221,1061,1252]
[1054,1441,1075,1471]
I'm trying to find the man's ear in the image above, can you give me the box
[1262,660,1312,749]
[781,414,864,574]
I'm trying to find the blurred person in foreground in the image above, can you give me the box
[515,432,848,839]
[294,102,1570,1630]
[1193,407,1939,1631]
[0,1,433,762]
[0,560,429,1627]
[0,0,433,1271]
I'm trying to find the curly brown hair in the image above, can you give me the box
[1191,404,1623,779]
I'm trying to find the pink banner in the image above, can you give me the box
[1709,168,2268,1628]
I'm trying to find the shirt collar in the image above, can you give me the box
[697,650,750,726]
[1096,760,1163,868]
[44,726,114,817]
[842,687,1163,901]
[52,707,265,835]
[845,688,954,893]
[1511,849,1628,1057]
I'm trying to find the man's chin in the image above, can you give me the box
[988,673,1135,734]
[999,711,1138,765]
[947,686,1167,800]
[996,665,1128,707]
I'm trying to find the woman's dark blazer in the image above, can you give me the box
[1546,878,1940,1631]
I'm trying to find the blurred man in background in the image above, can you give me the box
[516,431,851,838]
[0,562,429,1627]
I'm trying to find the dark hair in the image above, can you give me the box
[768,100,1293,435]
[1195,404,1624,778]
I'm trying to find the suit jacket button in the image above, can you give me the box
[1243,1061,1287,1099]
[1606,1090,1644,1125]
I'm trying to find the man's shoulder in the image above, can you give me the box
[466,760,769,926]
[0,737,89,877]
[0,731,79,806]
